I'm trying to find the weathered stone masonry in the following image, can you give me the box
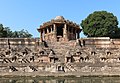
[1,16,120,76]
[37,16,82,42]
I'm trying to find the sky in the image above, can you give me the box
[0,0,120,38]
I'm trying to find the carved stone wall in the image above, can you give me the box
[0,37,120,76]
[37,16,81,42]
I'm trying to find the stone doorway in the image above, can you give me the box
[56,24,64,41]
[57,24,64,37]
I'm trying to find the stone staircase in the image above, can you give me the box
[4,58,12,63]
[47,40,76,52]
[46,41,76,61]
[9,66,18,71]
[22,59,30,63]
[29,66,38,71]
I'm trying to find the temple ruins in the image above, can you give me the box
[37,16,81,42]
[0,16,120,76]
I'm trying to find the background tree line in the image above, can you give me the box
[0,24,32,38]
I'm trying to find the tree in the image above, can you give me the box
[11,30,32,38]
[0,24,7,37]
[0,24,32,38]
[12,31,19,38]
[15,29,32,38]
[4,27,13,37]
[80,11,120,38]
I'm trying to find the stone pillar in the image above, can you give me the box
[71,27,73,40]
[77,30,80,39]
[63,23,68,41]
[43,29,45,41]
[67,26,70,40]
[75,29,76,40]
[51,26,53,32]
[47,28,49,33]
[54,24,57,32]
[40,30,43,42]
[53,24,57,41]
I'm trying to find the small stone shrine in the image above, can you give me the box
[37,16,82,42]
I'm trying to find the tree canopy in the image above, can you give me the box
[80,11,120,38]
[0,24,32,38]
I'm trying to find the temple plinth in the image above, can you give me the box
[37,16,82,42]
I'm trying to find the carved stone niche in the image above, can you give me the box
[76,49,81,55]
[84,56,89,61]
[80,57,84,61]
[100,57,107,62]
[39,51,44,55]
[117,57,120,61]
[49,51,58,63]
[90,51,96,55]
[65,51,72,63]
[49,57,58,63]
[106,51,112,55]
[38,48,44,55]
[57,65,64,72]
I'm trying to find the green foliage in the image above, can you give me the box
[0,24,32,38]
[80,11,120,38]
[12,29,32,38]
[4,27,13,37]
[0,24,7,37]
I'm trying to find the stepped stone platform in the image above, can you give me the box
[0,37,120,76]
[0,16,120,76]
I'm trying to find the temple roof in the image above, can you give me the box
[54,16,64,20]
[38,16,80,30]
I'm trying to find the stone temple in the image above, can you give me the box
[37,16,81,42]
[1,16,120,76]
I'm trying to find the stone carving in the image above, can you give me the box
[1,16,120,76]
[37,16,82,42]
[0,37,120,76]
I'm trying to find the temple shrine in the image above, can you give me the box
[37,16,82,42]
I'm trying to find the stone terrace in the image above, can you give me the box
[0,37,120,76]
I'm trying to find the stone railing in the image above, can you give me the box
[0,38,40,48]
[79,37,120,48]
